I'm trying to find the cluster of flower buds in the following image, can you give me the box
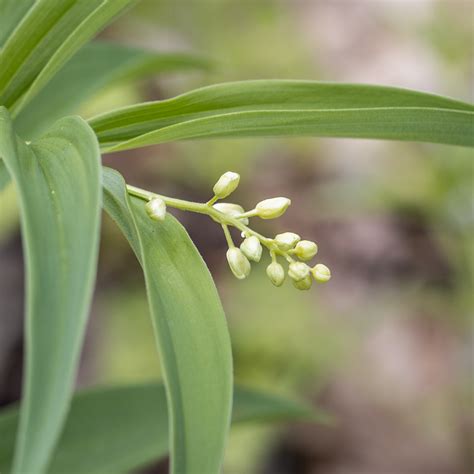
[267,236,331,290]
[141,170,331,290]
[210,172,331,290]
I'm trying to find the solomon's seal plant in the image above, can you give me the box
[0,2,472,474]
[130,171,331,290]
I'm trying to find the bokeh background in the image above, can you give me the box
[0,1,473,473]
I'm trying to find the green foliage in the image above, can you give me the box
[0,2,472,474]
[0,108,102,473]
[90,80,474,151]
[0,0,35,46]
[15,41,211,139]
[0,159,9,191]
[0,0,134,113]
[103,168,233,474]
[0,383,319,473]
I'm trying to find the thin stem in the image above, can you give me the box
[239,209,258,218]
[127,184,211,215]
[206,195,219,206]
[221,224,234,248]
[126,183,285,256]
[127,184,154,201]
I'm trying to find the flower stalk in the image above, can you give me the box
[126,171,331,290]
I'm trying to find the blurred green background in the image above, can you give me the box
[0,1,472,472]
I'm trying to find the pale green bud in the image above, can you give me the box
[292,274,313,290]
[288,261,310,282]
[212,203,249,225]
[213,171,240,199]
[226,247,251,280]
[145,197,166,221]
[266,262,285,287]
[240,236,262,262]
[294,240,318,261]
[312,263,331,283]
[275,232,301,251]
[255,197,291,219]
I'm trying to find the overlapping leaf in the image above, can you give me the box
[89,80,474,150]
[0,0,35,46]
[0,0,134,114]
[103,168,233,474]
[1,39,210,189]
[0,159,9,191]
[15,41,210,139]
[0,108,101,473]
[0,382,320,473]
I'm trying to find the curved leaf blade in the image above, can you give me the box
[0,0,35,46]
[102,168,233,474]
[0,383,318,474]
[230,386,329,425]
[89,80,474,150]
[15,41,211,139]
[0,108,102,473]
[0,159,9,191]
[0,0,134,113]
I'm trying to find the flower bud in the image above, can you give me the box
[213,171,240,199]
[292,274,313,291]
[240,236,262,262]
[266,262,285,287]
[288,261,310,281]
[312,263,331,283]
[255,197,291,219]
[275,232,301,251]
[226,247,251,280]
[294,240,318,261]
[145,197,166,221]
[212,203,249,225]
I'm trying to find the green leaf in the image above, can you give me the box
[0,0,35,46]
[0,159,9,192]
[89,80,474,150]
[1,42,207,190]
[0,383,318,474]
[0,108,102,473]
[0,0,134,114]
[15,41,211,139]
[102,168,233,474]
[230,386,329,425]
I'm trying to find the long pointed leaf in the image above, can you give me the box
[102,168,233,474]
[0,108,102,473]
[89,80,474,150]
[0,0,35,46]
[0,383,320,474]
[15,41,210,139]
[0,159,9,191]
[0,0,134,113]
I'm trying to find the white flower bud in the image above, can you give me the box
[266,262,285,287]
[293,274,313,291]
[145,197,166,221]
[240,236,262,262]
[212,203,249,225]
[213,171,240,199]
[255,197,291,219]
[288,261,310,282]
[294,240,318,261]
[226,247,251,280]
[312,263,331,283]
[275,232,301,251]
